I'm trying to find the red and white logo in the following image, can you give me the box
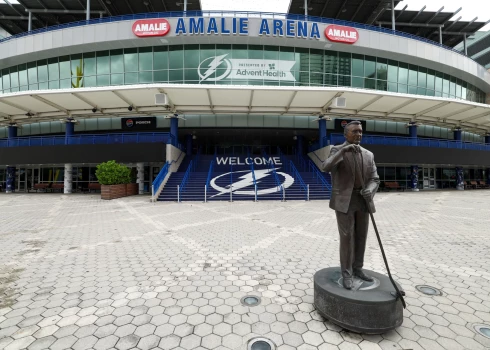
[132,19,170,37]
[325,25,358,44]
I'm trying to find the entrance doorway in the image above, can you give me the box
[17,167,40,192]
[422,167,436,189]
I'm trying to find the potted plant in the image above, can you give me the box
[95,160,131,200]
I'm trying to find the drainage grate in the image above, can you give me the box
[474,324,490,339]
[415,285,442,296]
[248,337,276,350]
[241,295,261,307]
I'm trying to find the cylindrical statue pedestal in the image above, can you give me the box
[314,267,403,334]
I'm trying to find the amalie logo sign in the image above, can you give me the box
[132,19,170,37]
[325,25,359,44]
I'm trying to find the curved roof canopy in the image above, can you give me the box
[1,85,489,134]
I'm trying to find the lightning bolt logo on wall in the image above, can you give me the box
[210,168,294,197]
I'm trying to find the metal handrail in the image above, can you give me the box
[309,160,332,191]
[151,149,184,201]
[262,149,282,192]
[328,133,490,151]
[180,160,194,193]
[288,160,307,200]
[0,132,173,148]
[0,11,477,62]
[247,148,258,201]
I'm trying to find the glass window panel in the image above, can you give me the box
[83,52,96,77]
[84,77,96,87]
[154,46,168,70]
[110,49,124,73]
[9,66,18,88]
[2,69,10,91]
[324,51,338,74]
[49,80,60,89]
[417,87,426,95]
[352,76,363,88]
[97,75,110,87]
[364,56,376,78]
[408,65,417,86]
[398,63,408,84]
[124,73,138,84]
[139,71,153,83]
[387,60,398,82]
[97,51,110,74]
[111,74,123,85]
[352,54,363,77]
[310,49,323,73]
[59,56,71,79]
[376,80,387,91]
[388,82,397,92]
[279,46,294,60]
[398,84,407,93]
[27,62,38,84]
[442,76,449,94]
[183,45,200,68]
[338,75,350,87]
[47,58,59,82]
[365,78,375,89]
[37,60,48,83]
[249,45,264,59]
[427,69,435,90]
[154,70,168,82]
[139,47,153,71]
[216,44,232,57]
[169,70,183,82]
[98,118,111,130]
[168,45,183,69]
[264,46,279,60]
[124,48,138,72]
[376,58,387,80]
[338,52,351,75]
[408,85,417,94]
[418,70,426,88]
[325,74,337,86]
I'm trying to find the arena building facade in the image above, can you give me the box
[0,0,489,200]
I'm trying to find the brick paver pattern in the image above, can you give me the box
[0,191,489,350]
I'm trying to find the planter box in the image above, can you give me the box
[126,183,139,196]
[101,184,127,200]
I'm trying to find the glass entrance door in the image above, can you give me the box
[17,167,38,192]
[423,167,436,189]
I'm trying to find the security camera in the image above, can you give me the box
[92,107,97,113]
[128,106,133,112]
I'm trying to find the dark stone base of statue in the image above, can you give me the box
[314,267,403,334]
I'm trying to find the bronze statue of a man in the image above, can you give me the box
[322,121,380,290]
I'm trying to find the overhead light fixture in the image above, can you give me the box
[92,107,97,113]
[128,105,133,112]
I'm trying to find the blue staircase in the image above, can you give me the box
[157,152,332,202]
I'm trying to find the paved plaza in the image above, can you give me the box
[0,191,489,350]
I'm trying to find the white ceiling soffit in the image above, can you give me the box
[0,84,489,132]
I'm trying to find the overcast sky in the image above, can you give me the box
[201,0,490,31]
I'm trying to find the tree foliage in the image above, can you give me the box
[95,160,131,185]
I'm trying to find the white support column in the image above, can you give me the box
[86,0,91,20]
[28,11,32,32]
[137,162,145,195]
[391,0,395,31]
[64,164,73,194]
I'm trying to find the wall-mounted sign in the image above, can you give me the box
[132,19,170,37]
[197,53,296,82]
[174,17,321,39]
[122,117,156,130]
[325,25,359,44]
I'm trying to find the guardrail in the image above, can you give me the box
[0,132,173,148]
[262,149,283,197]
[247,148,258,201]
[308,160,332,191]
[179,160,195,201]
[0,11,472,62]
[151,149,184,202]
[329,133,490,151]
[287,160,308,200]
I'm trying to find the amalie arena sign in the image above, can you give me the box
[132,17,359,44]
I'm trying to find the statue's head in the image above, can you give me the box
[344,121,363,145]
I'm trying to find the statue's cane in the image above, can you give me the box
[351,150,406,309]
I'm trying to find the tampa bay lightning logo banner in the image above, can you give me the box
[208,157,295,197]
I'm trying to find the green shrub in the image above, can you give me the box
[95,160,131,185]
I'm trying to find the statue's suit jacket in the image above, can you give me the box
[321,142,380,214]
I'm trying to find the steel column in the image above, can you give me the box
[86,0,90,20]
[28,11,32,31]
[391,0,395,31]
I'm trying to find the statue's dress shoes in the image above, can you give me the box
[342,277,353,290]
[354,269,374,282]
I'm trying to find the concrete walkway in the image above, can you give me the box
[0,191,489,350]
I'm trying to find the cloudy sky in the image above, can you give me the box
[201,0,490,31]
